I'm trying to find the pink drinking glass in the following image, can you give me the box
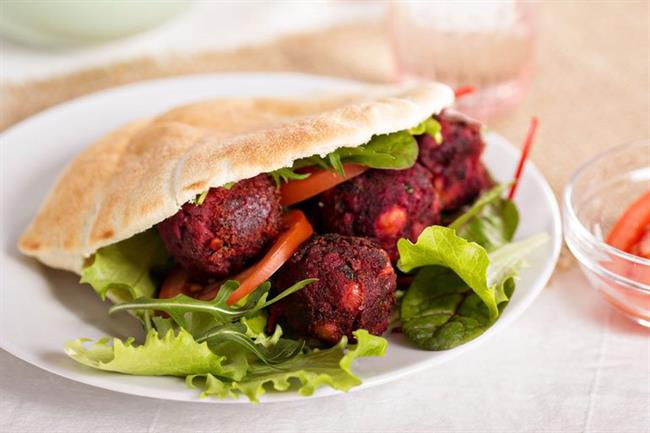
[388,2,539,120]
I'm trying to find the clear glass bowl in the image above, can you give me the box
[563,140,650,326]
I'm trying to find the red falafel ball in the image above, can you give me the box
[270,234,396,344]
[315,163,440,261]
[417,112,490,211]
[157,174,283,279]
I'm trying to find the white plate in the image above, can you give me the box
[0,73,562,403]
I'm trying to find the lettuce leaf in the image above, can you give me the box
[65,329,235,378]
[81,229,170,302]
[187,329,387,402]
[65,329,386,402]
[398,227,548,319]
[80,230,171,330]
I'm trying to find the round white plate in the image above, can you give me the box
[0,73,561,403]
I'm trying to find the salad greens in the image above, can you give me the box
[273,117,441,179]
[407,117,443,144]
[70,271,387,402]
[397,186,547,350]
[448,184,519,251]
[187,329,386,402]
[80,229,171,331]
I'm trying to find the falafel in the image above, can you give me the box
[315,163,440,261]
[270,234,396,344]
[157,174,283,279]
[417,113,490,211]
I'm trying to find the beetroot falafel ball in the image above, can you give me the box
[417,113,490,211]
[270,234,396,344]
[157,174,283,279]
[315,163,440,261]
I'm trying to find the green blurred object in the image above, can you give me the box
[0,0,189,48]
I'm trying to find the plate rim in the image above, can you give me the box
[0,72,562,404]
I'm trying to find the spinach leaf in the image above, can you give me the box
[294,130,419,176]
[398,231,548,350]
[449,184,519,251]
[400,266,515,350]
[408,117,443,144]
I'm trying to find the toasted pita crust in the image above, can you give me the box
[18,82,454,273]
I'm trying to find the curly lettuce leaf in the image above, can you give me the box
[80,230,171,330]
[80,230,170,302]
[187,329,387,402]
[65,329,235,378]
[66,329,386,402]
[398,226,548,320]
[398,226,498,319]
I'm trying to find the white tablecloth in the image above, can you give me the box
[2,268,648,433]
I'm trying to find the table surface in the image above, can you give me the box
[1,3,649,433]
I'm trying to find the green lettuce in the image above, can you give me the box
[80,230,171,330]
[65,329,233,377]
[398,228,548,350]
[407,117,443,144]
[268,117,440,181]
[187,329,387,402]
[294,130,419,176]
[65,329,386,402]
[449,184,519,251]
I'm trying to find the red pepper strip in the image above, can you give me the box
[508,116,539,200]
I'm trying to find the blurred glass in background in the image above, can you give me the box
[0,0,188,48]
[388,1,538,120]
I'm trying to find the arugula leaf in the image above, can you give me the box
[108,279,317,330]
[187,329,387,402]
[203,322,305,367]
[270,121,431,180]
[449,184,519,251]
[269,167,310,187]
[398,232,548,350]
[408,117,443,144]
[80,230,171,330]
[400,266,515,350]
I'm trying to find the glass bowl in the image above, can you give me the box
[563,140,650,326]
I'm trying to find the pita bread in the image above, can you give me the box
[18,82,454,274]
